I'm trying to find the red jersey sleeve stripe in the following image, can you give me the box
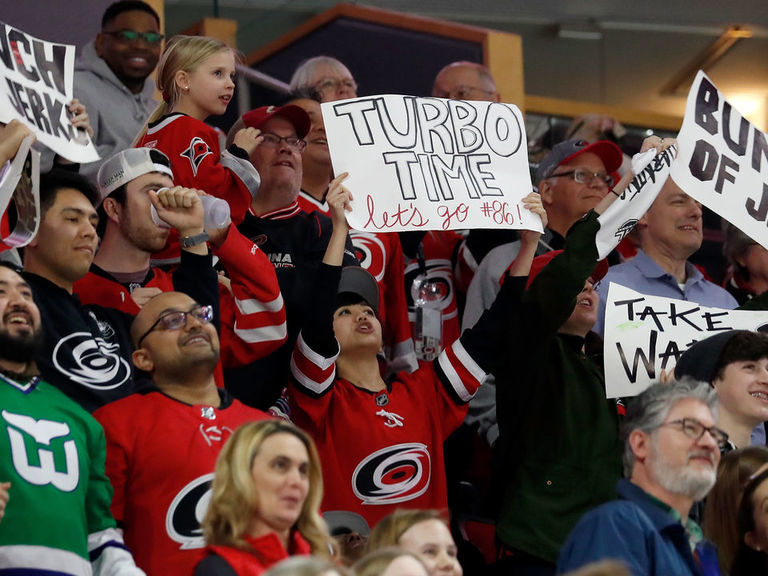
[437,339,486,403]
[290,333,339,395]
[233,321,287,344]
[235,293,284,314]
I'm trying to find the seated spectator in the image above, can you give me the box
[196,420,333,575]
[0,263,143,575]
[226,105,358,409]
[558,378,724,576]
[674,330,768,449]
[263,556,353,576]
[289,178,544,526]
[704,446,768,576]
[323,511,370,565]
[93,291,271,575]
[594,172,738,336]
[367,510,462,576]
[75,0,161,182]
[353,548,430,576]
[290,56,358,102]
[722,222,768,305]
[74,147,286,368]
[732,464,768,575]
[135,34,262,265]
[22,170,218,410]
[431,61,500,102]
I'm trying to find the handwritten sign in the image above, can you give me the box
[322,95,541,233]
[671,70,768,249]
[596,145,677,259]
[0,21,98,163]
[603,282,768,398]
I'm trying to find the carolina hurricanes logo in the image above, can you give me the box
[180,137,213,177]
[52,332,131,390]
[166,474,214,549]
[352,443,431,505]
[350,232,386,283]
[404,262,454,313]
[251,234,268,247]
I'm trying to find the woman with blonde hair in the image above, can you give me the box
[704,446,768,575]
[194,420,333,575]
[367,509,462,576]
[134,34,263,260]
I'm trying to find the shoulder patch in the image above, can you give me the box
[180,137,213,177]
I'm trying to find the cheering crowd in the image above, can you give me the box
[2,2,768,576]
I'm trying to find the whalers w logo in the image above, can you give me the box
[2,410,79,492]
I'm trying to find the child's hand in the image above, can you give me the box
[326,172,352,232]
[233,127,263,156]
[520,192,547,247]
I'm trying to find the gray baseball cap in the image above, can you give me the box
[97,148,174,203]
[535,138,623,184]
[337,266,379,315]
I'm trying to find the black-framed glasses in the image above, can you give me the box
[103,30,164,45]
[314,77,357,95]
[548,168,614,188]
[659,418,729,449]
[137,304,214,348]
[261,132,307,152]
[448,84,497,101]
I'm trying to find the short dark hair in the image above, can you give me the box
[714,331,768,381]
[102,0,160,28]
[96,185,127,238]
[39,170,100,221]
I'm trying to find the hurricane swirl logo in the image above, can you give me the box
[352,443,431,505]
[166,474,214,549]
[53,332,131,390]
[404,262,454,312]
[350,232,386,282]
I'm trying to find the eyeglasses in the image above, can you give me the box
[314,77,358,95]
[137,304,214,348]
[448,85,497,101]
[658,418,729,449]
[261,132,307,152]
[548,168,615,188]
[103,30,164,45]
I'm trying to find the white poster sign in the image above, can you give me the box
[603,282,768,398]
[0,21,99,163]
[322,95,541,233]
[596,144,676,259]
[671,70,768,249]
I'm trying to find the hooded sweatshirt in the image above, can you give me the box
[74,41,158,182]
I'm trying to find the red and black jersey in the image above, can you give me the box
[289,263,492,527]
[137,114,259,224]
[74,227,287,368]
[93,388,270,576]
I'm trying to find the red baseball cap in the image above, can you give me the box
[241,105,311,139]
[536,139,623,184]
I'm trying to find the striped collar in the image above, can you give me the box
[249,201,301,220]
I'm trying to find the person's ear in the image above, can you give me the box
[539,180,553,207]
[745,530,762,552]
[95,33,104,57]
[174,70,190,93]
[132,348,154,372]
[629,429,650,463]
[102,197,121,224]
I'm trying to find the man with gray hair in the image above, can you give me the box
[557,379,724,576]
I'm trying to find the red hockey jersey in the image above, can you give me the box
[93,390,270,576]
[290,334,484,527]
[74,227,287,367]
[137,113,260,224]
